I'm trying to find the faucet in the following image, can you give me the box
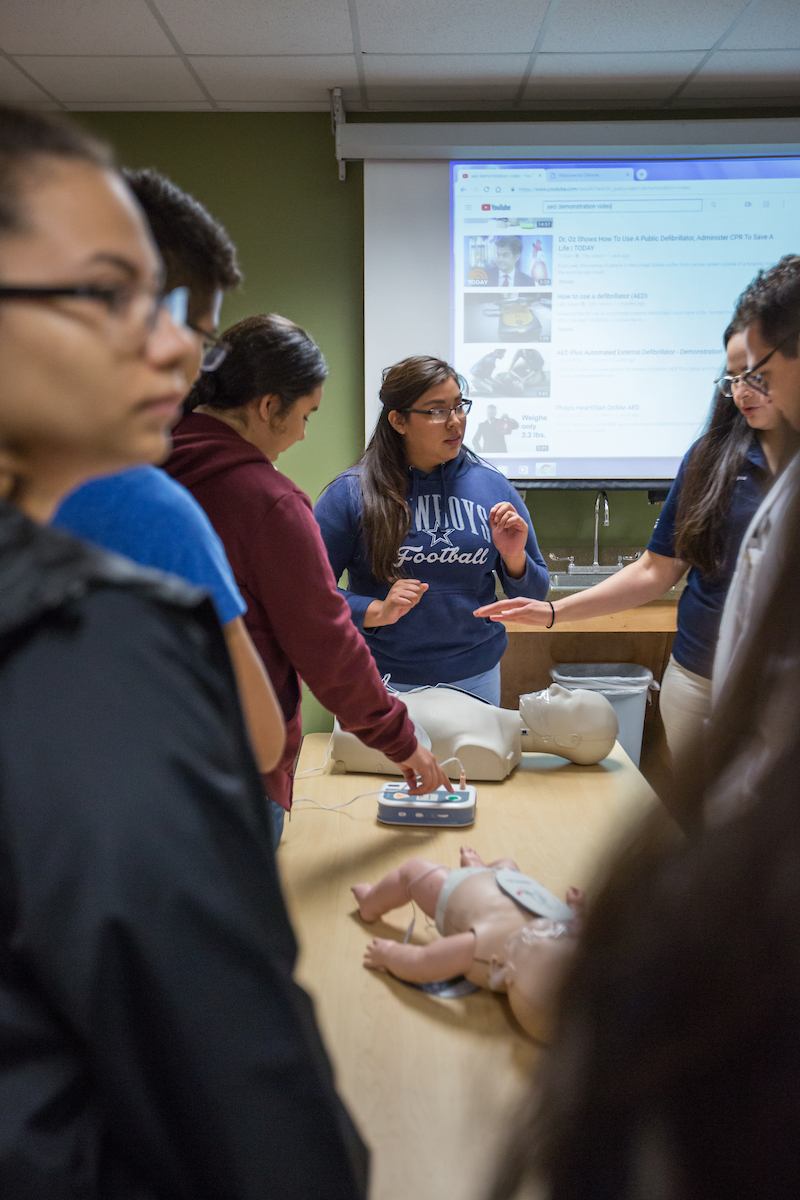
[593,490,609,567]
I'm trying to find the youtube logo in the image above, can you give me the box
[481,203,491,210]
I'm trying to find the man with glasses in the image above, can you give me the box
[53,169,286,779]
[714,255,800,699]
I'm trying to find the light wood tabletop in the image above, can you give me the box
[278,732,655,1200]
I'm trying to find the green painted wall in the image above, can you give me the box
[75,108,743,730]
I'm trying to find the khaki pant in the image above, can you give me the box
[659,654,713,760]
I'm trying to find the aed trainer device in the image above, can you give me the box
[377,782,477,827]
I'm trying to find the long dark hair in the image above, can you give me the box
[354,355,472,584]
[185,313,327,417]
[491,485,800,1199]
[672,320,768,576]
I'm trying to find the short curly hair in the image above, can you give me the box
[733,254,800,359]
[123,168,241,321]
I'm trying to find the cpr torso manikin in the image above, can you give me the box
[332,683,618,781]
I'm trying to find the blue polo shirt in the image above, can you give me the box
[54,466,246,627]
[648,437,769,678]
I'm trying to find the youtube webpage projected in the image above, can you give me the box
[452,157,800,482]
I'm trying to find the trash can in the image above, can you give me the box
[549,663,656,768]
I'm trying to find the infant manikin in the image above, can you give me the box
[332,683,618,780]
[352,847,581,1041]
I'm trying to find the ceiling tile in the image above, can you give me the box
[0,0,173,55]
[358,0,550,54]
[0,56,57,103]
[363,54,526,102]
[525,52,704,99]
[681,49,800,97]
[721,0,800,49]
[155,0,354,55]
[191,55,358,103]
[541,0,746,53]
[15,56,206,103]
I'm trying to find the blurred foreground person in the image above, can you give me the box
[0,106,366,1198]
[490,496,800,1197]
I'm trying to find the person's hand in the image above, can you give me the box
[474,596,555,626]
[489,502,528,570]
[398,745,450,795]
[364,579,428,628]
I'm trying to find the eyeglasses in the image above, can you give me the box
[741,329,800,397]
[714,372,757,398]
[405,399,472,423]
[187,323,228,373]
[0,281,190,347]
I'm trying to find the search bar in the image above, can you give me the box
[545,168,634,181]
[542,199,702,212]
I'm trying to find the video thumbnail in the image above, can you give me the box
[470,404,519,455]
[464,292,552,343]
[466,347,550,399]
[464,235,552,288]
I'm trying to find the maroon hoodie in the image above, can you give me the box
[165,412,416,809]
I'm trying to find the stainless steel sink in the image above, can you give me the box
[549,570,621,589]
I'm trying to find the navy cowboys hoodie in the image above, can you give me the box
[315,452,549,686]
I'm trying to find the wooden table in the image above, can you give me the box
[278,733,655,1200]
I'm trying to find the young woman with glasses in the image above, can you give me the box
[0,106,366,1199]
[476,321,793,756]
[314,355,549,705]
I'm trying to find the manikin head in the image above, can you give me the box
[519,685,618,765]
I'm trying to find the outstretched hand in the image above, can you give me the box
[474,596,555,626]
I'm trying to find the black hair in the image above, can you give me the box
[671,314,769,576]
[0,105,112,235]
[123,168,241,322]
[733,254,800,357]
[495,235,522,257]
[345,355,473,583]
[185,313,327,416]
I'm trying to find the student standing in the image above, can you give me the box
[53,168,286,787]
[166,317,447,811]
[315,356,548,705]
[0,105,366,1198]
[476,322,789,755]
[713,255,800,702]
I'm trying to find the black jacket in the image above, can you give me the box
[0,502,368,1199]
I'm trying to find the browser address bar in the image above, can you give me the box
[542,199,702,213]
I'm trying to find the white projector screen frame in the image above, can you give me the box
[363,121,800,486]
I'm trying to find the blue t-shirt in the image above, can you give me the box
[648,438,768,678]
[315,452,549,686]
[54,466,246,627]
